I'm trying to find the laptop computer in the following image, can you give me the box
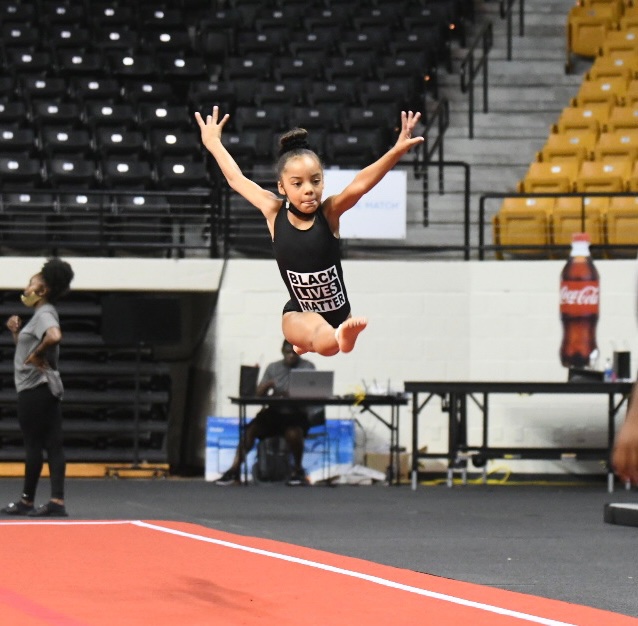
[239,365,260,397]
[288,370,334,399]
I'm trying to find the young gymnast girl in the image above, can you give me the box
[195,107,423,357]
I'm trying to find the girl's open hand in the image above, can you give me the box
[396,110,425,153]
[194,106,230,150]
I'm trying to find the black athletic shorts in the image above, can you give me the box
[281,298,351,329]
[251,405,310,437]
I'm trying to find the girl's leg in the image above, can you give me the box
[17,387,47,502]
[283,425,304,472]
[283,312,367,356]
[44,398,65,503]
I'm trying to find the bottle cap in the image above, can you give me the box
[571,232,590,243]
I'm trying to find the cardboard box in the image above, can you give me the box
[365,451,411,481]
[205,416,354,484]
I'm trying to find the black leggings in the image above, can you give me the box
[17,384,65,501]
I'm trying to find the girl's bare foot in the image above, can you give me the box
[293,345,308,356]
[336,317,368,353]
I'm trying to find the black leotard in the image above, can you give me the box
[272,203,351,329]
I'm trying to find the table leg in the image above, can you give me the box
[411,393,418,490]
[389,403,398,486]
[239,404,248,486]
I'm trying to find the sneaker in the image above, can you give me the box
[28,501,68,518]
[2,500,34,515]
[215,469,240,486]
[286,469,308,487]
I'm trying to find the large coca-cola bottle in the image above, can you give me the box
[559,233,600,368]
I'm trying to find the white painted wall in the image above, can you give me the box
[5,256,634,475]
[213,258,638,475]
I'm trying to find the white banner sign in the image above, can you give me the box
[323,169,407,240]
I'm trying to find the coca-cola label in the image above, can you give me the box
[560,280,600,315]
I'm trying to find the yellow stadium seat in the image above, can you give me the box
[604,105,638,131]
[626,159,638,190]
[552,196,607,245]
[581,0,625,22]
[575,76,628,108]
[554,104,611,136]
[499,196,556,214]
[605,195,638,256]
[576,158,632,192]
[619,14,638,30]
[517,161,579,193]
[587,55,637,83]
[623,79,638,106]
[600,30,638,57]
[492,199,552,258]
[538,130,597,165]
[567,5,617,67]
[593,129,638,162]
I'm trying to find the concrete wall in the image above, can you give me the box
[213,258,638,475]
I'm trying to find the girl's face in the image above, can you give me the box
[21,273,47,307]
[277,154,324,216]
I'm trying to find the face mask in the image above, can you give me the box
[21,292,41,307]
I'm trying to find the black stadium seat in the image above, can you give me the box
[31,101,84,132]
[0,156,43,188]
[147,128,202,160]
[6,50,54,77]
[46,156,97,189]
[122,80,175,105]
[71,77,121,104]
[0,100,28,127]
[40,127,93,159]
[21,77,67,104]
[100,158,153,189]
[0,127,37,156]
[137,103,193,131]
[85,102,137,131]
[324,129,388,168]
[48,26,93,52]
[94,127,147,159]
[155,157,210,190]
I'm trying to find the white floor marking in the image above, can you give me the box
[133,520,579,626]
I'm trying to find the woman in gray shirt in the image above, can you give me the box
[2,258,74,517]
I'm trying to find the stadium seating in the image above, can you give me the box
[566,4,617,70]
[551,196,607,245]
[492,197,554,258]
[574,76,627,108]
[605,195,638,255]
[576,158,632,192]
[593,129,638,162]
[537,130,597,166]
[604,105,638,131]
[517,161,579,193]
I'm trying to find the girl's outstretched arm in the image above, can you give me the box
[324,110,424,218]
[195,106,280,218]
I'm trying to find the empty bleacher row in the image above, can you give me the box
[0,291,172,463]
[0,0,471,181]
[493,0,638,258]
[0,188,214,258]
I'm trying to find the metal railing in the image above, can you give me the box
[459,21,493,139]
[478,191,638,260]
[0,189,218,258]
[415,98,450,225]
[500,0,525,61]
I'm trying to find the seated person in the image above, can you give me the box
[217,340,316,486]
